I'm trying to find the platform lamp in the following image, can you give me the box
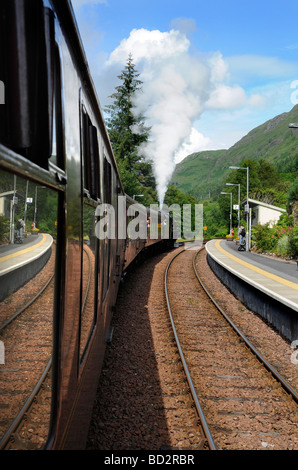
[226,183,240,234]
[229,166,249,251]
[220,191,233,235]
[34,185,46,229]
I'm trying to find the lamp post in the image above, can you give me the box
[226,183,240,234]
[229,166,249,251]
[220,191,232,235]
[133,194,144,200]
[10,175,17,244]
[34,185,46,228]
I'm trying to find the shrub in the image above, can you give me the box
[251,224,276,252]
[287,177,298,211]
[288,225,298,258]
[252,217,297,258]
[213,228,229,238]
[0,216,10,243]
[277,212,294,229]
[276,235,289,256]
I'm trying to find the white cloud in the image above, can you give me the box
[205,53,267,110]
[107,28,190,65]
[206,84,247,109]
[170,17,197,35]
[206,84,266,110]
[248,94,267,108]
[226,54,298,84]
[174,128,211,163]
[208,52,229,84]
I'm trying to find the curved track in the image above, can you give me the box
[165,248,216,450]
[165,246,298,450]
[0,247,56,449]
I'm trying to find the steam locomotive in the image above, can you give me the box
[0,0,173,449]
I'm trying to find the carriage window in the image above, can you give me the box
[0,168,58,449]
[79,110,100,361]
[81,110,100,201]
[101,157,112,300]
[80,203,98,361]
[49,46,64,170]
[104,158,112,205]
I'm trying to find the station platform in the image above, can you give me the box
[205,239,298,342]
[0,233,53,301]
[0,233,53,276]
[206,239,298,312]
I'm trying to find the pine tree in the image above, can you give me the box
[105,55,157,202]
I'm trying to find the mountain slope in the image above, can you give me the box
[171,105,298,199]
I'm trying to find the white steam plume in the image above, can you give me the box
[132,56,210,206]
[106,29,211,205]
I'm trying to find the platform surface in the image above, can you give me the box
[206,239,298,312]
[0,233,53,277]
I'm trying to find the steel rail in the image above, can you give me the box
[193,248,298,405]
[164,248,217,451]
[0,273,55,331]
[81,247,92,313]
[0,358,52,450]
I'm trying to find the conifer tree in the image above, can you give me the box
[105,55,157,203]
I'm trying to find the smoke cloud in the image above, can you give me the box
[105,28,263,206]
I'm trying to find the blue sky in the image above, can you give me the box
[71,0,298,202]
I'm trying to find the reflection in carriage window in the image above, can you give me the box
[81,109,100,201]
[80,203,98,361]
[101,158,112,300]
[80,108,100,362]
[49,46,64,170]
[0,168,57,449]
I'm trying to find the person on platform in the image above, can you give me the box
[16,218,25,241]
[238,224,245,246]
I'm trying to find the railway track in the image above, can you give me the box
[0,273,54,449]
[165,247,298,450]
[0,244,95,450]
[0,361,52,450]
[0,248,56,449]
[0,274,54,332]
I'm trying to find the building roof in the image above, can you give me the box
[243,198,286,212]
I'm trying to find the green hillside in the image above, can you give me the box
[171,104,298,199]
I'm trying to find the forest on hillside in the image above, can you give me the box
[200,157,298,257]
